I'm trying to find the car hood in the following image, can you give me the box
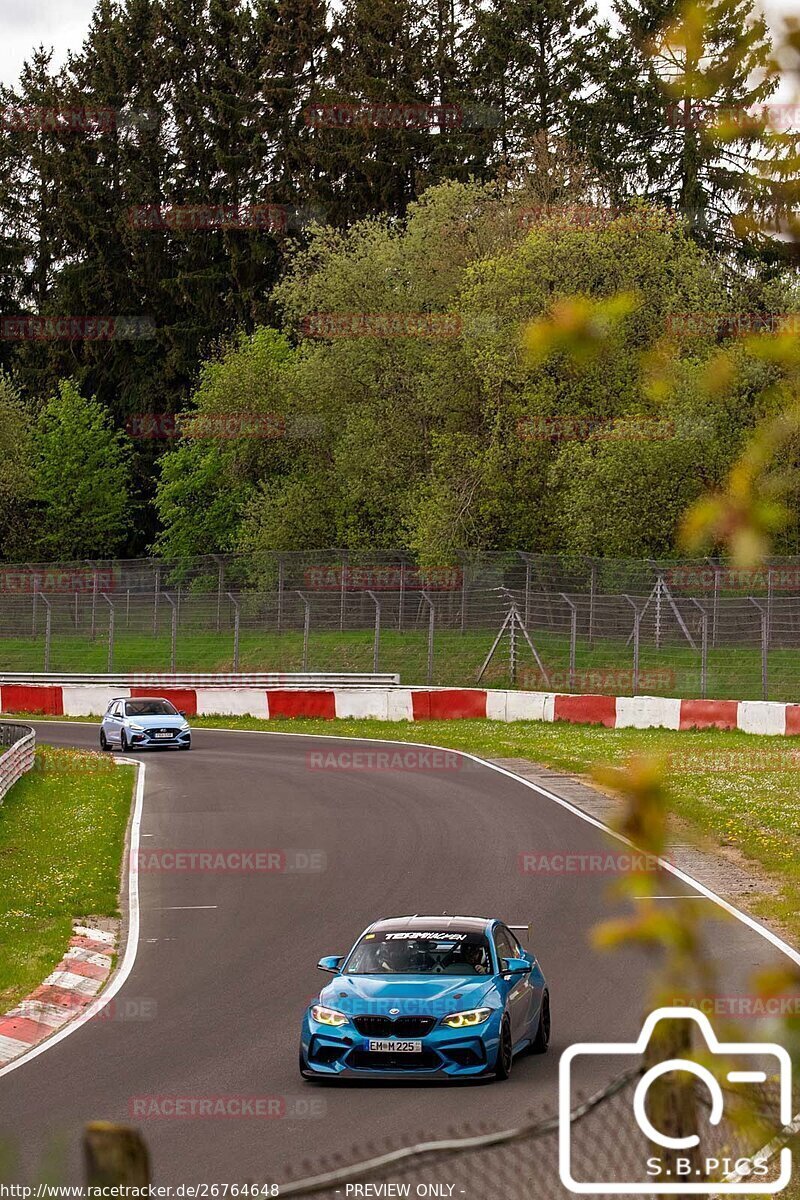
[318,973,496,1017]
[125,714,186,728]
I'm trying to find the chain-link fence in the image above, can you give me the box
[276,1071,796,1199]
[1,552,800,698]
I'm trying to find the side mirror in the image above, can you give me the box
[500,956,529,976]
[317,955,344,974]
[179,711,186,718]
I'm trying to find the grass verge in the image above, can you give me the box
[0,746,135,1011]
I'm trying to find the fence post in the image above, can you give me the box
[399,560,406,632]
[227,592,240,672]
[101,594,115,672]
[74,590,79,630]
[623,596,640,695]
[277,555,284,634]
[706,558,720,647]
[766,566,774,647]
[153,565,160,636]
[126,588,131,629]
[91,569,98,638]
[339,551,348,633]
[749,598,768,700]
[690,599,708,699]
[588,560,597,649]
[297,591,311,671]
[421,591,435,685]
[523,556,531,629]
[367,590,381,673]
[459,558,468,634]
[560,593,577,692]
[162,593,177,673]
[41,595,52,672]
[216,557,225,633]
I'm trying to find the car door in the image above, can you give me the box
[105,701,122,742]
[507,926,545,1038]
[493,925,532,1045]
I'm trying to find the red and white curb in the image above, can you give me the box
[0,921,117,1067]
[1,682,799,735]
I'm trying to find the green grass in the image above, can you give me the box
[180,715,799,939]
[0,747,135,1011]
[1,625,798,700]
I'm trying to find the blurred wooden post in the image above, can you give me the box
[84,1122,150,1186]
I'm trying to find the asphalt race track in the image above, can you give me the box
[0,723,791,1185]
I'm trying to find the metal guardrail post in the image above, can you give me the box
[162,593,177,673]
[560,593,577,692]
[749,597,768,700]
[227,593,241,671]
[297,592,311,671]
[101,594,115,672]
[421,591,435,685]
[366,590,381,673]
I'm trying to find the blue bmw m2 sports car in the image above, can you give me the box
[299,915,549,1081]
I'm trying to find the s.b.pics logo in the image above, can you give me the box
[559,1008,792,1194]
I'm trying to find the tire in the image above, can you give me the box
[99,730,109,751]
[120,730,129,753]
[530,991,550,1055]
[494,1016,513,1080]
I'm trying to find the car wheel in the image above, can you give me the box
[494,1016,513,1080]
[100,730,109,751]
[530,991,550,1055]
[120,730,129,753]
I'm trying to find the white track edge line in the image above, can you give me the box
[0,756,144,1078]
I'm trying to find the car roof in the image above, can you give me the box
[368,915,494,934]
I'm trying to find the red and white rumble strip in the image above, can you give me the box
[1,681,799,734]
[0,921,117,1066]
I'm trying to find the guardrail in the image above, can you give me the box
[0,722,35,805]
[0,672,400,687]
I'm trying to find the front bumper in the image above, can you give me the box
[128,728,191,748]
[300,1011,502,1080]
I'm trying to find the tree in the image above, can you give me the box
[32,380,133,559]
[0,373,34,559]
[464,0,602,182]
[603,0,783,250]
[153,328,297,560]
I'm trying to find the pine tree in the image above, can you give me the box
[604,0,783,249]
[465,0,602,183]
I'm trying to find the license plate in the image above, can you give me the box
[368,1040,421,1053]
[153,732,173,739]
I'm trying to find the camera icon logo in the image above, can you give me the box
[559,1006,792,1194]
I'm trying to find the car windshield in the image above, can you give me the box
[125,700,178,716]
[344,930,492,976]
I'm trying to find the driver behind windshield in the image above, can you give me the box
[345,931,492,976]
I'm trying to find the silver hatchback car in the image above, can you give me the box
[100,696,192,751]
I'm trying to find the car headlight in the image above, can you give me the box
[180,722,190,731]
[441,1008,493,1029]
[310,1004,348,1027]
[129,723,145,732]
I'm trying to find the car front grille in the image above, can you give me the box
[347,1049,440,1071]
[352,1016,437,1038]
